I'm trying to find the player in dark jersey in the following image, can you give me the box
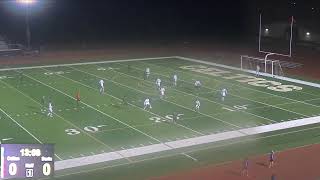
[269,150,275,168]
[241,157,249,177]
[172,112,178,123]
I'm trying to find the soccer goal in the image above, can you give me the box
[240,55,284,77]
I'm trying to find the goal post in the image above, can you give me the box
[258,13,294,57]
[240,55,284,77]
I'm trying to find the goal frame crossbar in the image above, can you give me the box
[240,55,284,77]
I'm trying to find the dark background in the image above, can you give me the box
[0,0,319,46]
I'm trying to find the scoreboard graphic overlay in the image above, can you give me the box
[0,144,54,179]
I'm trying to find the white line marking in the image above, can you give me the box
[0,57,174,72]
[115,63,277,125]
[53,115,320,172]
[177,56,320,88]
[71,66,217,134]
[135,61,307,120]
[0,79,119,162]
[0,106,63,161]
[182,153,198,161]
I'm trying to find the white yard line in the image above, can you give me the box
[176,56,320,104]
[89,64,247,128]
[0,95,63,161]
[67,66,207,135]
[0,55,318,89]
[137,61,310,118]
[115,63,277,123]
[0,57,174,72]
[0,79,128,162]
[176,56,320,88]
[25,69,198,162]
[53,115,320,172]
[39,123,320,180]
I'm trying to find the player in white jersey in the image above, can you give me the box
[160,87,165,99]
[99,79,105,94]
[194,80,202,89]
[145,67,150,79]
[47,102,53,117]
[195,99,200,112]
[256,65,260,76]
[143,98,152,110]
[173,74,178,86]
[221,88,228,101]
[156,78,161,90]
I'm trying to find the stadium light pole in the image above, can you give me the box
[17,0,36,50]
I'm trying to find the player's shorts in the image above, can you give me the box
[144,102,150,106]
[48,108,53,112]
[222,93,226,97]
[161,92,164,95]
[196,105,200,109]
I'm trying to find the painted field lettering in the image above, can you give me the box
[223,105,248,111]
[44,71,70,76]
[65,125,107,135]
[149,114,184,123]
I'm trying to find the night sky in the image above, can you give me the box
[0,0,319,46]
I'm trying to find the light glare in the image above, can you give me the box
[17,0,36,4]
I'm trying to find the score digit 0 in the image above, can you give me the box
[42,163,51,176]
[8,163,18,176]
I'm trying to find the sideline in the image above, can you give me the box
[55,116,320,171]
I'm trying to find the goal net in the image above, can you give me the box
[240,55,284,77]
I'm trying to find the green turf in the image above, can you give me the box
[0,57,319,179]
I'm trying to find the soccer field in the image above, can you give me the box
[0,56,320,179]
